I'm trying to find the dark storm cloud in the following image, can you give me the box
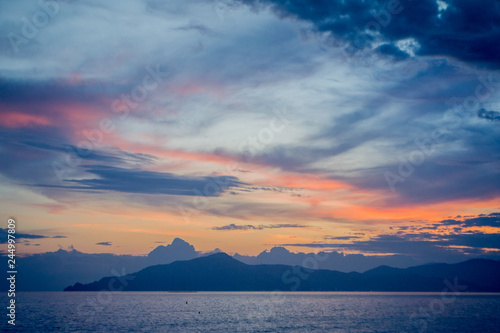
[376,43,410,61]
[22,141,156,165]
[212,223,305,231]
[0,122,245,199]
[477,108,500,121]
[2,126,243,201]
[0,127,157,187]
[239,0,500,68]
[0,127,71,183]
[39,165,246,197]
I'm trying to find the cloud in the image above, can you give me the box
[1,0,495,209]
[240,0,500,68]
[0,77,116,105]
[0,121,245,199]
[212,223,306,231]
[148,238,199,264]
[478,108,500,121]
[0,0,498,264]
[377,43,410,61]
[279,213,500,262]
[23,141,155,165]
[439,213,500,228]
[38,165,246,196]
[324,236,363,240]
[282,229,500,262]
[0,228,47,243]
[96,242,112,246]
[174,23,214,35]
[0,128,160,191]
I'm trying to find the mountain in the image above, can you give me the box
[4,238,421,291]
[6,238,498,291]
[0,238,200,291]
[2,249,148,291]
[65,253,500,292]
[365,258,500,289]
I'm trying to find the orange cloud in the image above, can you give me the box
[261,173,351,191]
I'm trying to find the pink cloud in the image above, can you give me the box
[0,112,51,128]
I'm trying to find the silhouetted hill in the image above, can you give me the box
[366,258,500,289]
[0,238,200,291]
[10,238,498,291]
[65,253,500,292]
[0,249,148,291]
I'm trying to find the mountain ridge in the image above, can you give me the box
[64,253,500,292]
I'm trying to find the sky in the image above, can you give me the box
[0,0,499,262]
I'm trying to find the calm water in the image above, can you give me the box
[2,292,500,332]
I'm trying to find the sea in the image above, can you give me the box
[2,292,500,332]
